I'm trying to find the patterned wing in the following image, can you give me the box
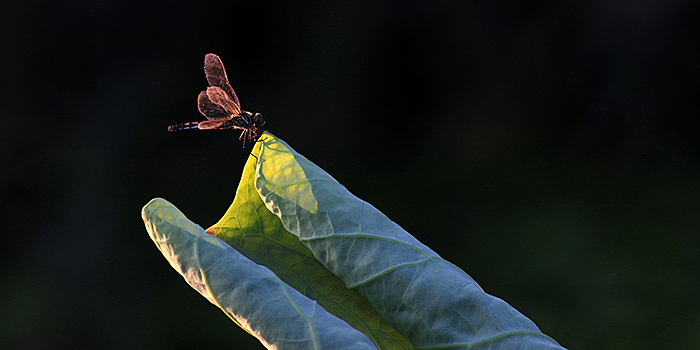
[204,54,241,111]
[207,86,241,115]
[197,118,232,130]
[197,91,229,120]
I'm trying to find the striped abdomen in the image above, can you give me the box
[167,121,200,131]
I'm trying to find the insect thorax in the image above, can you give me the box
[232,111,253,128]
[231,111,265,129]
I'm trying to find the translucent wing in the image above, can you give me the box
[198,118,232,130]
[204,54,241,111]
[207,86,241,115]
[197,91,229,120]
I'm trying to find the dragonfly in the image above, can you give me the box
[168,53,266,145]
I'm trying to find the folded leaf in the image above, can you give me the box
[142,198,377,350]
[255,133,567,350]
[207,136,413,350]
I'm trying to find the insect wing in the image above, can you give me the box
[197,118,232,130]
[197,91,229,120]
[204,54,241,111]
[207,86,241,115]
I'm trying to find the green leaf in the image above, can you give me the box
[207,135,413,350]
[143,132,566,350]
[142,198,377,350]
[255,133,567,350]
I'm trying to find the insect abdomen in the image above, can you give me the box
[167,122,200,131]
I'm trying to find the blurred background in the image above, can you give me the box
[1,0,699,348]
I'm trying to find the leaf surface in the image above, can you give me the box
[206,134,413,350]
[254,133,567,350]
[142,198,377,350]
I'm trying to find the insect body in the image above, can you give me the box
[168,53,266,145]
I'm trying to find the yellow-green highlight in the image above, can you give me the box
[207,133,413,350]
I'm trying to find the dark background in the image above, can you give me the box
[2,0,699,349]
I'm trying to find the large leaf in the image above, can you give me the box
[142,198,377,350]
[143,132,567,350]
[207,135,412,350]
[254,133,567,350]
